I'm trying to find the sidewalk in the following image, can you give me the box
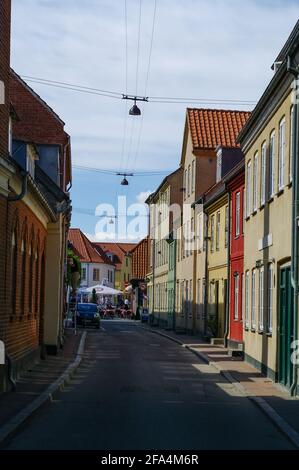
[0,329,83,435]
[141,323,299,441]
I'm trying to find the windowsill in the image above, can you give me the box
[251,327,256,333]
[259,203,265,211]
[268,196,274,203]
[266,332,273,337]
[287,180,293,188]
[277,188,284,197]
[244,326,249,331]
[258,329,264,335]
[252,209,257,216]
[235,235,240,240]
[245,215,250,221]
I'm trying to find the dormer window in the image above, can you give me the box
[26,145,39,178]
[216,149,222,183]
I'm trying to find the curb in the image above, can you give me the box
[0,331,87,445]
[139,324,299,449]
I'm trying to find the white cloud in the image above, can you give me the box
[11,0,299,173]
[136,190,152,204]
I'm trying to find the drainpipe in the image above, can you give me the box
[8,170,28,202]
[224,190,231,347]
[2,170,29,390]
[288,56,299,397]
[5,354,17,391]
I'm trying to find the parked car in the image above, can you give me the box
[76,303,100,329]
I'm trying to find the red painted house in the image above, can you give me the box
[225,160,245,353]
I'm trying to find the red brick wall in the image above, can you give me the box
[2,200,47,361]
[10,71,71,190]
[0,0,11,158]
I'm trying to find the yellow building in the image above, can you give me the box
[238,22,298,391]
[146,168,183,327]
[204,187,229,340]
[176,109,250,334]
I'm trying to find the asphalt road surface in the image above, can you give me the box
[3,321,294,450]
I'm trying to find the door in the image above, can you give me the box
[278,266,294,388]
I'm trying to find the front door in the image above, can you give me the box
[278,266,294,388]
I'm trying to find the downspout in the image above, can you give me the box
[8,170,28,201]
[3,170,28,391]
[224,190,231,347]
[288,56,299,396]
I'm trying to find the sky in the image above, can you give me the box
[10,0,299,241]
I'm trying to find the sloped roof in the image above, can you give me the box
[93,242,137,270]
[187,108,251,150]
[68,229,114,265]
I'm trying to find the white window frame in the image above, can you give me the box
[290,106,295,183]
[234,274,239,320]
[216,211,220,251]
[268,264,273,333]
[253,152,258,212]
[261,142,266,206]
[246,160,252,217]
[210,215,215,252]
[251,269,256,330]
[245,270,249,328]
[191,159,195,193]
[258,267,264,332]
[236,192,240,237]
[278,117,286,191]
[269,131,275,198]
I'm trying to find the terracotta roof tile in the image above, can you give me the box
[68,229,114,265]
[187,108,251,150]
[93,242,137,270]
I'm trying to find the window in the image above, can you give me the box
[258,267,264,332]
[290,106,295,183]
[202,279,206,320]
[236,192,240,237]
[191,159,195,193]
[245,271,249,328]
[187,165,191,197]
[11,231,17,313]
[253,152,258,211]
[196,279,201,319]
[210,215,215,252]
[225,206,228,248]
[269,131,275,198]
[81,267,86,281]
[189,280,192,318]
[246,160,252,217]
[126,257,128,267]
[216,212,220,251]
[21,238,26,313]
[216,152,222,182]
[241,273,244,321]
[35,252,39,313]
[261,142,266,206]
[184,170,187,200]
[268,264,273,333]
[29,242,34,312]
[279,117,286,190]
[234,274,239,320]
[93,268,99,281]
[251,269,256,330]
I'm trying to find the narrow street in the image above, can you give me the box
[3,322,294,450]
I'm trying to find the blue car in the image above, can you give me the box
[76,303,100,329]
